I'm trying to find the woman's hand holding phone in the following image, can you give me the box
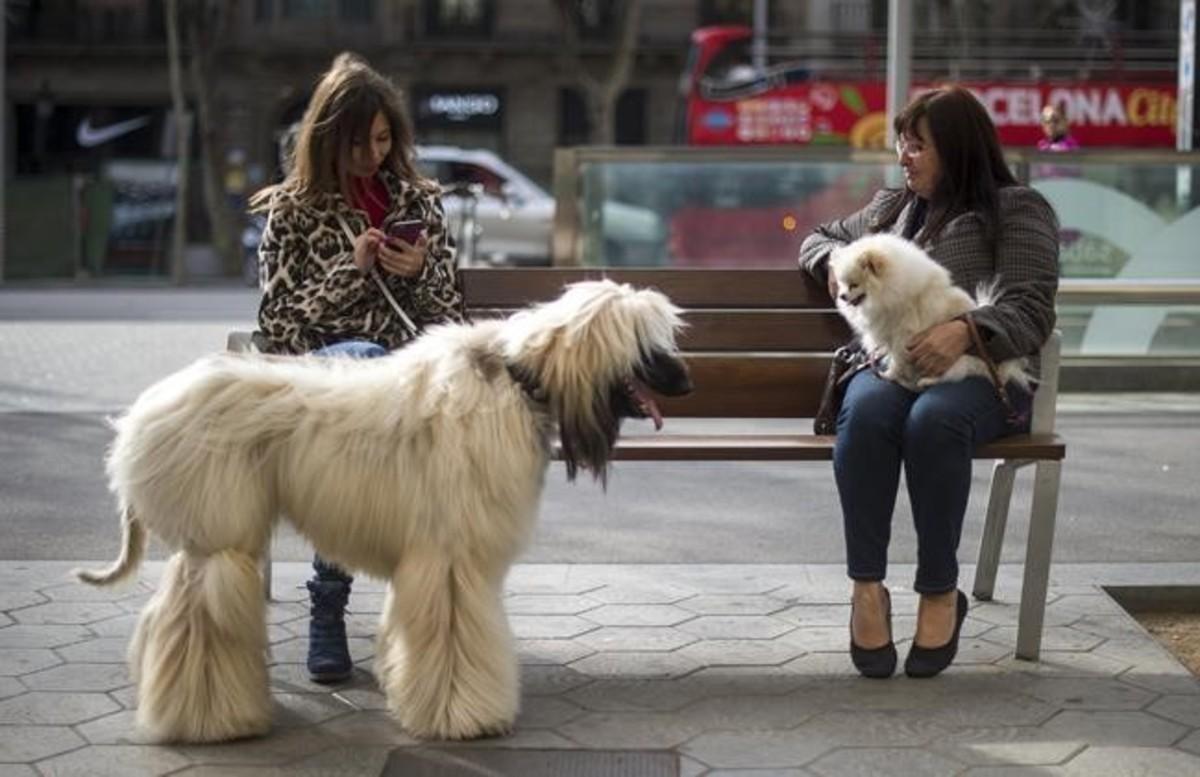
[378,220,427,278]
[353,228,385,273]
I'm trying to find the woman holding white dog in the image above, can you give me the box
[250,52,464,683]
[799,87,1059,679]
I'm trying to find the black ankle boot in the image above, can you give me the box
[905,590,968,679]
[306,578,352,683]
[850,586,896,679]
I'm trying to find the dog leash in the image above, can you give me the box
[335,212,420,338]
[960,313,1025,426]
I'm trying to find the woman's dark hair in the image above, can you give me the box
[872,86,1022,251]
[250,52,434,211]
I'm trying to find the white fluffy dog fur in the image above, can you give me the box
[76,279,690,744]
[829,233,1030,391]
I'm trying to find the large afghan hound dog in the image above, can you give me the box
[76,280,691,744]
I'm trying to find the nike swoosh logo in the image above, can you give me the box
[76,115,151,148]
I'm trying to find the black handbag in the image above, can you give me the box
[813,343,871,435]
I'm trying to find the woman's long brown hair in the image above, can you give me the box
[873,86,1036,252]
[250,52,432,211]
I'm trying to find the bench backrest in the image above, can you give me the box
[461,267,1060,432]
[464,268,846,420]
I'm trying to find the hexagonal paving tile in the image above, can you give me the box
[677,638,804,667]
[1041,710,1188,747]
[520,664,593,695]
[56,637,130,664]
[582,604,695,627]
[931,725,1086,766]
[569,650,701,679]
[1178,729,1200,757]
[557,710,705,750]
[1024,677,1158,710]
[777,626,848,653]
[0,591,48,611]
[0,677,24,699]
[0,691,118,725]
[809,746,963,777]
[907,692,1059,728]
[576,626,696,652]
[36,738,192,777]
[682,729,833,770]
[0,725,86,762]
[793,710,949,749]
[74,708,157,745]
[316,710,418,746]
[679,594,790,616]
[676,615,794,640]
[0,625,91,649]
[773,604,853,627]
[680,693,820,732]
[9,601,124,626]
[0,648,60,676]
[516,639,595,666]
[1062,745,1200,776]
[585,584,693,605]
[516,695,587,728]
[272,692,356,728]
[1148,694,1200,727]
[508,615,598,640]
[503,594,601,616]
[38,581,151,603]
[565,676,703,713]
[981,625,1105,652]
[21,662,128,692]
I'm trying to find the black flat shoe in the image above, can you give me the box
[905,589,968,678]
[850,586,896,679]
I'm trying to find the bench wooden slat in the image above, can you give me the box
[663,354,831,417]
[473,308,852,352]
[463,268,831,309]
[570,433,1066,462]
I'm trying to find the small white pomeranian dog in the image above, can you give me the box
[828,233,1030,391]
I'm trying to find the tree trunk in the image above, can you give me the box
[165,0,189,285]
[556,0,643,144]
[184,3,240,276]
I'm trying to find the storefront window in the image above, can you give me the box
[424,0,494,37]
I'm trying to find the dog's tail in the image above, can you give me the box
[74,506,147,586]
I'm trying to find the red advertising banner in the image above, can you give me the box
[688,81,1178,148]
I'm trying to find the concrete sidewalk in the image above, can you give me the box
[1,561,1198,776]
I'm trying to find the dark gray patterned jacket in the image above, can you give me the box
[257,170,465,355]
[798,186,1059,374]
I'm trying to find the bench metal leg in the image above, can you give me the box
[1016,459,1063,661]
[973,460,1022,602]
[260,550,273,601]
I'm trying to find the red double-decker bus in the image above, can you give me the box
[666,25,1178,267]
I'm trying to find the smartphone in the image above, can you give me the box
[386,220,424,246]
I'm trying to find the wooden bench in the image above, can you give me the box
[232,267,1066,661]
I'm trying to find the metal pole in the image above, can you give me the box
[752,0,768,75]
[1179,0,1195,208]
[1179,0,1195,152]
[885,0,913,149]
[1,6,6,283]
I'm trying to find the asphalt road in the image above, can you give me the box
[2,286,1198,566]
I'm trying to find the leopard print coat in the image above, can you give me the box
[257,170,465,355]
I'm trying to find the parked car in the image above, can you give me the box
[415,146,664,266]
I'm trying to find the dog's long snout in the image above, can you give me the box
[642,351,692,397]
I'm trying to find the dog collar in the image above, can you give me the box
[505,362,547,403]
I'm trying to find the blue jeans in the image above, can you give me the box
[309,339,389,583]
[834,370,1032,594]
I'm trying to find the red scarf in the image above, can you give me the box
[351,174,391,228]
